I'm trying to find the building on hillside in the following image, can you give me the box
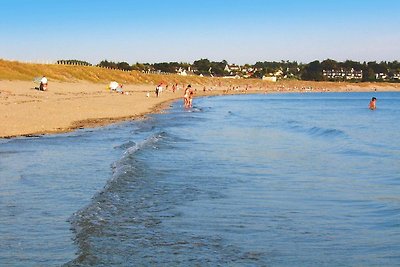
[176,66,197,76]
[392,73,400,80]
[373,72,400,81]
[241,67,262,78]
[346,69,363,79]
[322,68,363,80]
[271,69,283,77]
[224,64,241,73]
[375,73,388,80]
[177,67,187,76]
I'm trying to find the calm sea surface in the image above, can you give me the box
[0,92,399,266]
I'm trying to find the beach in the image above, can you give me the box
[1,77,399,138]
[0,80,179,138]
[2,1,399,265]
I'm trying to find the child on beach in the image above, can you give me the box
[40,75,48,91]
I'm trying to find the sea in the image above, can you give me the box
[0,92,399,266]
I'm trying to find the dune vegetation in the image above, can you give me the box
[0,59,250,86]
[2,59,400,92]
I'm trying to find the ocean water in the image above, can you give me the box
[0,92,399,266]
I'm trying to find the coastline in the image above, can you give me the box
[1,79,399,138]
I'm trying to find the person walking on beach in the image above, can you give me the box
[155,83,163,97]
[369,97,377,110]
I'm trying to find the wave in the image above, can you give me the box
[66,131,168,263]
[113,140,136,150]
[64,126,215,266]
[284,120,346,138]
[113,131,167,178]
[307,126,345,137]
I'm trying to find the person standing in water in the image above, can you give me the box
[369,97,377,110]
[183,85,192,108]
[189,88,195,108]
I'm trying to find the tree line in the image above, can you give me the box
[301,60,400,81]
[58,58,400,82]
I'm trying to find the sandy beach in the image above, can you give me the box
[0,79,250,138]
[1,77,399,138]
[0,80,181,138]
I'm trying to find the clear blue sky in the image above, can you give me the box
[1,0,399,65]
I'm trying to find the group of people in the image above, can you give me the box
[37,75,377,111]
[111,80,380,111]
[154,83,195,108]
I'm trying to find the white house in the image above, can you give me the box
[224,64,241,73]
[375,73,387,80]
[323,68,363,80]
[177,67,187,76]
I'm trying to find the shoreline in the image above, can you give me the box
[1,79,399,138]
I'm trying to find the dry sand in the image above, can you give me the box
[0,79,399,138]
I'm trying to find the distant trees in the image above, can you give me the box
[192,58,211,75]
[193,59,227,76]
[342,60,363,71]
[57,58,400,82]
[301,60,399,82]
[253,61,301,79]
[152,62,190,73]
[153,62,177,73]
[301,60,323,81]
[367,61,386,74]
[320,59,338,70]
[116,62,132,71]
[131,62,152,72]
[97,60,132,71]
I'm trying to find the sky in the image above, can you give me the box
[1,0,399,65]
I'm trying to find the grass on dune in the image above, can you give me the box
[6,59,380,90]
[0,59,274,87]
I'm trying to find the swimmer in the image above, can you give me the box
[369,97,377,110]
